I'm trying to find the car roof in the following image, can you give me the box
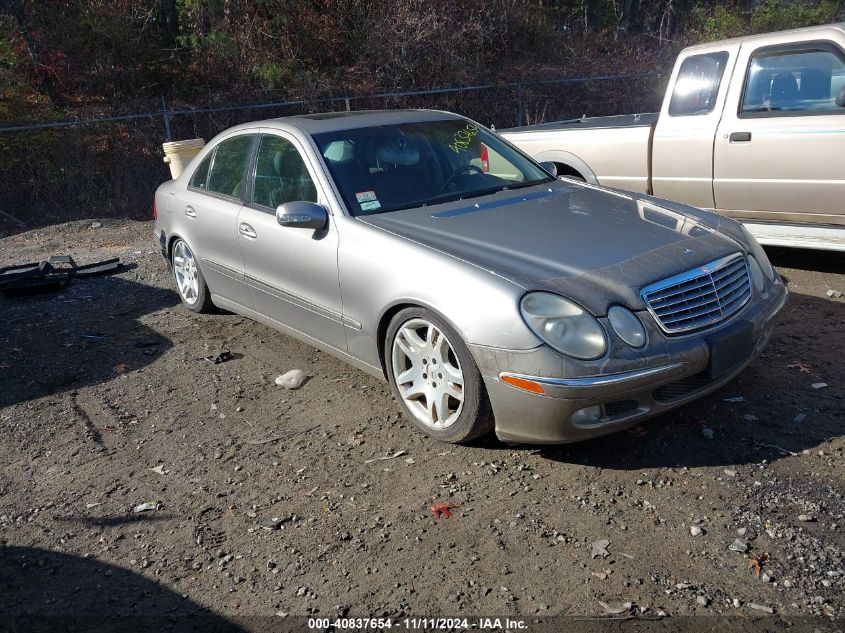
[262,109,462,135]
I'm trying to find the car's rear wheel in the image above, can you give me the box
[171,239,214,313]
[385,307,492,443]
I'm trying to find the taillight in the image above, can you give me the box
[153,198,157,221]
[480,143,489,173]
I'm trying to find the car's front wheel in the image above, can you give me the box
[385,307,492,443]
[171,239,214,313]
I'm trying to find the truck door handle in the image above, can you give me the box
[729,132,752,143]
[238,222,257,239]
[184,205,196,218]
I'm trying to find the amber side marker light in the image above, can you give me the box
[500,374,545,395]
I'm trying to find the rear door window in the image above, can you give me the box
[206,135,256,200]
[669,51,730,116]
[189,151,213,190]
[741,45,845,116]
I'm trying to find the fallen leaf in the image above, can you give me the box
[746,553,769,577]
[365,450,407,464]
[113,363,129,374]
[599,601,632,615]
[431,502,460,519]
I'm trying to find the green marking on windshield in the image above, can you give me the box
[449,124,478,154]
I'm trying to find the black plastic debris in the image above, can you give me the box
[201,351,241,364]
[0,255,122,297]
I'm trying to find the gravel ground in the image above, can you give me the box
[0,219,843,632]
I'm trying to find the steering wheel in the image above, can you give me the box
[439,164,484,193]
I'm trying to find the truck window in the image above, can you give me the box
[668,51,729,116]
[741,45,845,116]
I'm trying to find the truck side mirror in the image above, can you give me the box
[836,85,845,108]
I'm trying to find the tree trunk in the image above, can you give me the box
[621,0,639,33]
[162,0,179,48]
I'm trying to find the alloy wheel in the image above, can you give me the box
[172,241,199,305]
[391,318,465,429]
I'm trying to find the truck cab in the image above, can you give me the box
[502,23,845,251]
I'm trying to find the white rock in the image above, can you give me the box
[275,369,307,389]
[690,526,704,537]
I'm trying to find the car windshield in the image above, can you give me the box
[312,119,554,216]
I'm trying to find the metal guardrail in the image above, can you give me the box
[0,71,662,137]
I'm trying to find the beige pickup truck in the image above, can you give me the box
[501,23,845,251]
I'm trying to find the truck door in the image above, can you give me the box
[651,47,738,210]
[713,40,845,224]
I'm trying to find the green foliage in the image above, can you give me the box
[750,0,840,33]
[251,62,287,90]
[683,0,839,46]
[687,4,747,42]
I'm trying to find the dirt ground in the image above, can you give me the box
[0,219,843,632]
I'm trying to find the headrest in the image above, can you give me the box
[376,143,419,166]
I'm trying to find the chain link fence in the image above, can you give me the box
[0,71,667,232]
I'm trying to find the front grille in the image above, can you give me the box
[653,371,713,403]
[641,253,751,334]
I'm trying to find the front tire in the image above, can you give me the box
[385,307,492,443]
[171,239,214,313]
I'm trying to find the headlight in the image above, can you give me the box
[520,292,607,360]
[746,256,766,293]
[740,225,774,281]
[607,305,647,348]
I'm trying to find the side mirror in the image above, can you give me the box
[538,161,558,177]
[837,85,845,108]
[276,201,328,230]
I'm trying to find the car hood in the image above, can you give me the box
[359,180,746,314]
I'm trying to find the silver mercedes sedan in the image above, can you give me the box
[153,110,787,444]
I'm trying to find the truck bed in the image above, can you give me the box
[500,112,658,134]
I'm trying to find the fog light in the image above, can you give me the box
[570,405,603,426]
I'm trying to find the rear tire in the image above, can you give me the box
[171,238,215,313]
[385,307,493,443]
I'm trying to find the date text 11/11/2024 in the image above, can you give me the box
[307,617,528,630]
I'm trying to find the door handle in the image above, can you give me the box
[184,205,196,218]
[729,132,752,143]
[238,222,257,239]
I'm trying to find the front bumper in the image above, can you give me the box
[472,277,788,444]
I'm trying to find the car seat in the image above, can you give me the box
[770,72,799,108]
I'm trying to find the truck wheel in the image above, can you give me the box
[554,163,585,181]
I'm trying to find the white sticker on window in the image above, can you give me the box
[360,200,381,211]
[355,190,377,203]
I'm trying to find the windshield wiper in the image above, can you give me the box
[366,179,552,215]
[506,178,554,191]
